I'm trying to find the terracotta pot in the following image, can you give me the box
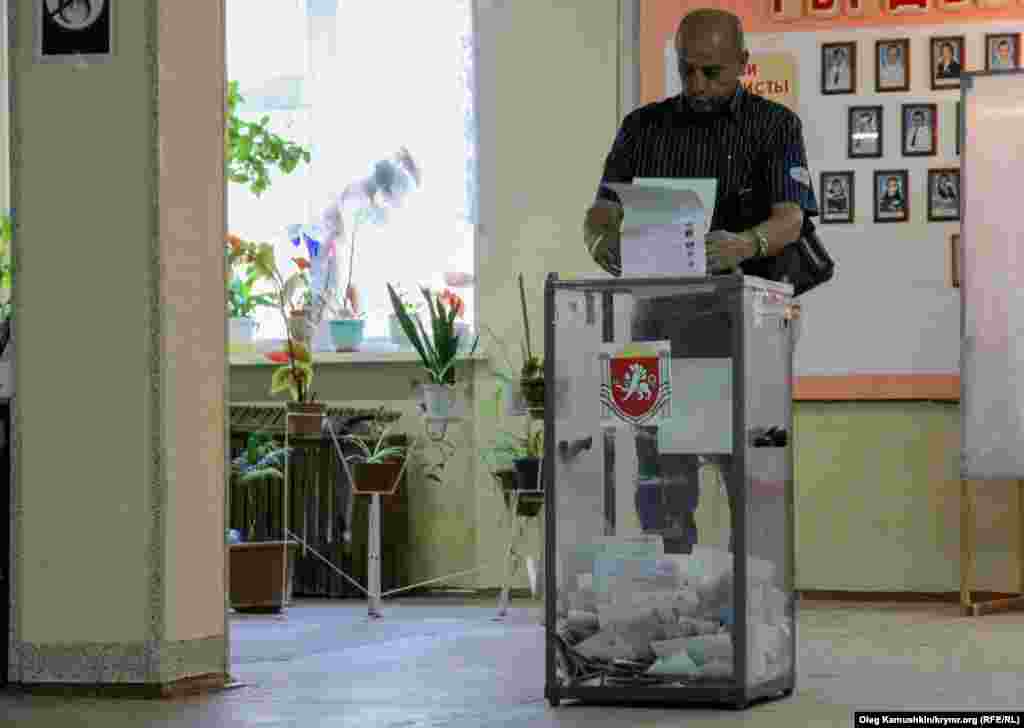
[520,377,545,419]
[351,460,405,496]
[229,541,299,613]
[286,401,325,437]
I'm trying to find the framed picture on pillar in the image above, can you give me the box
[35,0,113,64]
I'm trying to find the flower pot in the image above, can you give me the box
[517,492,544,518]
[229,541,298,613]
[351,460,405,496]
[229,317,259,348]
[286,401,325,437]
[388,314,414,350]
[513,456,542,492]
[421,383,455,419]
[329,319,366,352]
[520,377,545,419]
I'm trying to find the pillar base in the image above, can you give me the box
[2,671,239,699]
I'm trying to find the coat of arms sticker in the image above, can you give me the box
[599,341,672,426]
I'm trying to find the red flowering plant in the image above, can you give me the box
[386,284,478,386]
[227,234,317,401]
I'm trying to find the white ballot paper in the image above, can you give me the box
[604,181,712,277]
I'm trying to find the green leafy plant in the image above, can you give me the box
[341,424,407,465]
[226,244,276,319]
[386,283,479,385]
[518,273,541,380]
[231,431,292,539]
[226,81,311,198]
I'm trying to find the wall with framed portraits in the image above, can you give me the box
[652,13,1022,379]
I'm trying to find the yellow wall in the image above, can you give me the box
[13,0,154,643]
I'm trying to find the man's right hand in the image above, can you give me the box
[583,201,624,277]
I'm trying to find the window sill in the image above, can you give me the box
[229,349,490,367]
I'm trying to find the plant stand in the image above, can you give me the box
[494,456,544,619]
[283,406,499,620]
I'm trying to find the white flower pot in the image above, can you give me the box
[420,383,455,419]
[229,317,258,347]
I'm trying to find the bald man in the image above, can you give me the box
[583,10,817,555]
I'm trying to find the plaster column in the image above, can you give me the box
[7,0,229,694]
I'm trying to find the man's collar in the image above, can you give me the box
[675,84,745,119]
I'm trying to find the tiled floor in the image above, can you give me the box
[3,597,1023,727]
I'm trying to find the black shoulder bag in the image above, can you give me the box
[727,181,835,297]
[738,213,835,297]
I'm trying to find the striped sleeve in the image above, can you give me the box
[762,114,819,217]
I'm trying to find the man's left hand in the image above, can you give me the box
[705,229,756,274]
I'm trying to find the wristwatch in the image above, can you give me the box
[750,229,769,258]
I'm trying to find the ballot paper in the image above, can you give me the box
[604,183,708,277]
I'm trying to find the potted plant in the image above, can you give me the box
[517,274,545,419]
[327,284,367,353]
[229,431,297,612]
[341,423,409,495]
[226,234,275,348]
[230,235,323,436]
[386,283,480,419]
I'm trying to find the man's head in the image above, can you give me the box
[887,177,900,193]
[912,110,925,126]
[941,43,955,63]
[675,9,748,114]
[829,178,844,194]
[886,45,901,66]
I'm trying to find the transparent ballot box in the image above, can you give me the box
[542,274,797,709]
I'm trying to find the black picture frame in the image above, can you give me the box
[820,171,855,224]
[931,35,965,91]
[902,103,938,157]
[876,38,910,93]
[822,42,857,95]
[874,169,909,224]
[848,105,883,158]
[927,168,961,222]
[36,0,113,62]
[985,33,1021,72]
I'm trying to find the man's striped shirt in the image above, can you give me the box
[596,86,819,233]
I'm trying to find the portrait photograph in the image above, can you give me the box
[902,103,937,157]
[928,168,961,222]
[822,42,857,95]
[848,105,883,158]
[874,170,909,223]
[931,36,964,90]
[820,171,855,224]
[951,233,961,288]
[986,33,1020,72]
[876,39,910,93]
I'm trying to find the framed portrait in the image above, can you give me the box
[951,233,961,289]
[848,105,883,158]
[874,170,909,223]
[35,0,114,64]
[820,171,855,224]
[902,103,937,157]
[986,33,1021,72]
[876,39,910,93]
[931,35,964,91]
[822,42,857,95]
[927,168,961,222]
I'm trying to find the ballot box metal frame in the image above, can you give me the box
[542,273,797,710]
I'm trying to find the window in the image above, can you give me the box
[227,0,477,342]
